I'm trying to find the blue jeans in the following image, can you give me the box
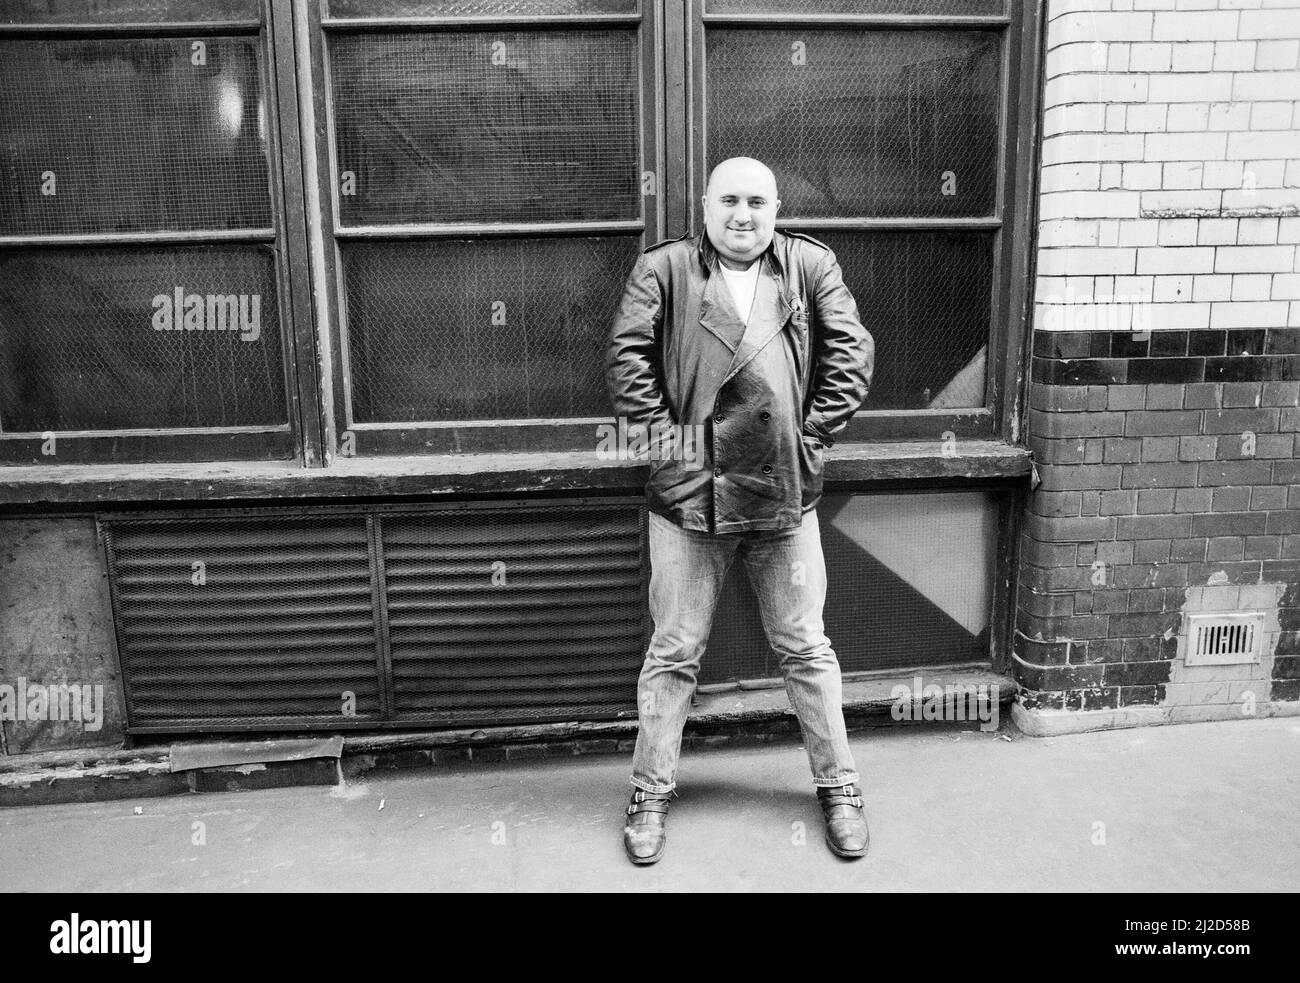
[630,508,860,793]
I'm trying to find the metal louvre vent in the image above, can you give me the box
[1186,612,1265,667]
[103,515,382,726]
[382,504,647,725]
[102,501,648,733]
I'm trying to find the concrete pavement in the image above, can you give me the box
[1,716,1296,891]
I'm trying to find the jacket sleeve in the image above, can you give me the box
[605,254,677,434]
[802,249,874,447]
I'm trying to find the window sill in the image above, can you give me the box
[0,440,1032,509]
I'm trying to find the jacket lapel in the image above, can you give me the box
[721,255,794,386]
[698,268,747,355]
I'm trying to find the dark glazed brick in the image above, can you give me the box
[1080,490,1102,516]
[1132,539,1171,562]
[1104,437,1143,463]
[1034,358,1129,386]
[1265,328,1300,355]
[1105,661,1173,686]
[1188,561,1262,584]
[1034,330,1093,359]
[1118,514,1191,539]
[1037,464,1123,491]
[1127,588,1166,612]
[1260,381,1300,406]
[1274,680,1300,701]
[1036,411,1128,438]
[1118,685,1164,706]
[1137,487,1176,512]
[1250,486,1288,511]
[1204,356,1283,382]
[1225,330,1267,356]
[1099,489,1137,515]
[1112,332,1150,358]
[1122,635,1176,662]
[1266,511,1300,535]
[1107,385,1148,411]
[1149,331,1188,357]
[1090,590,1130,614]
[1243,536,1281,560]
[1188,330,1226,357]
[1128,358,1205,384]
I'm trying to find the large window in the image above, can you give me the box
[0,0,317,463]
[0,0,1039,464]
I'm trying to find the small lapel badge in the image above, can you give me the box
[790,295,805,313]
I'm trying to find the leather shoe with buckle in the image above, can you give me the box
[817,783,869,858]
[623,788,674,865]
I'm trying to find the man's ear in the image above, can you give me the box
[774,198,782,217]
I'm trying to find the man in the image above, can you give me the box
[605,156,875,865]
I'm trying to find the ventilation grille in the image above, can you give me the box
[1186,612,1266,666]
[382,504,647,725]
[102,502,647,732]
[104,515,382,726]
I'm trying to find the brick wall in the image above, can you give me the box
[1014,0,1300,732]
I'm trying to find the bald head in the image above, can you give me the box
[701,157,782,269]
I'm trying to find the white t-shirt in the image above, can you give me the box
[718,259,761,327]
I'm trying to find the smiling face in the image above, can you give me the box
[702,157,781,270]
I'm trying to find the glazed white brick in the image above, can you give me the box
[1249,102,1293,129]
[1040,163,1102,193]
[1043,103,1107,136]
[1234,72,1300,100]
[1214,245,1295,273]
[1172,42,1215,71]
[1099,220,1121,246]
[1145,302,1211,330]
[1238,217,1280,244]
[1209,301,1290,328]
[1273,274,1300,300]
[1137,246,1216,274]
[1145,131,1227,160]
[1108,44,1132,73]
[1213,41,1257,72]
[1209,102,1252,130]
[1130,42,1173,71]
[1290,301,1300,327]
[1198,218,1240,245]
[1115,275,1156,301]
[1149,73,1233,103]
[1239,159,1287,187]
[1224,188,1300,210]
[1125,103,1169,132]
[1202,161,1245,188]
[1153,273,1194,300]
[1193,275,1233,302]
[1228,130,1300,158]
[1045,41,1108,77]
[1163,161,1205,187]
[1054,12,1154,43]
[1240,9,1300,41]
[1256,39,1300,70]
[1158,218,1200,244]
[1042,132,1146,165]
[1038,247,1137,276]
[1141,188,1223,211]
[1153,11,1238,41]
[1231,273,1273,300]
[1039,190,1142,219]
[1122,161,1165,188]
[1045,74,1148,107]
[1166,103,1211,130]
[1119,218,1162,245]
[1038,219,1102,248]
[1281,218,1300,244]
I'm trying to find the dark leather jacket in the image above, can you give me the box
[605,229,874,533]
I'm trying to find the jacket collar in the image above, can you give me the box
[697,229,785,280]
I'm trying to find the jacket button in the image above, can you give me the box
[760,411,770,421]
[714,414,724,424]
[762,464,773,475]
[713,467,722,477]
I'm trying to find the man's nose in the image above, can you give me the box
[732,204,752,225]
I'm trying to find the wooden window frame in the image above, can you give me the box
[300,0,665,459]
[0,0,324,466]
[685,0,1041,445]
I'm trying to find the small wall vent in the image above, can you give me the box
[1185,612,1265,666]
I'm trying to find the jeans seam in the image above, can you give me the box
[630,776,676,794]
